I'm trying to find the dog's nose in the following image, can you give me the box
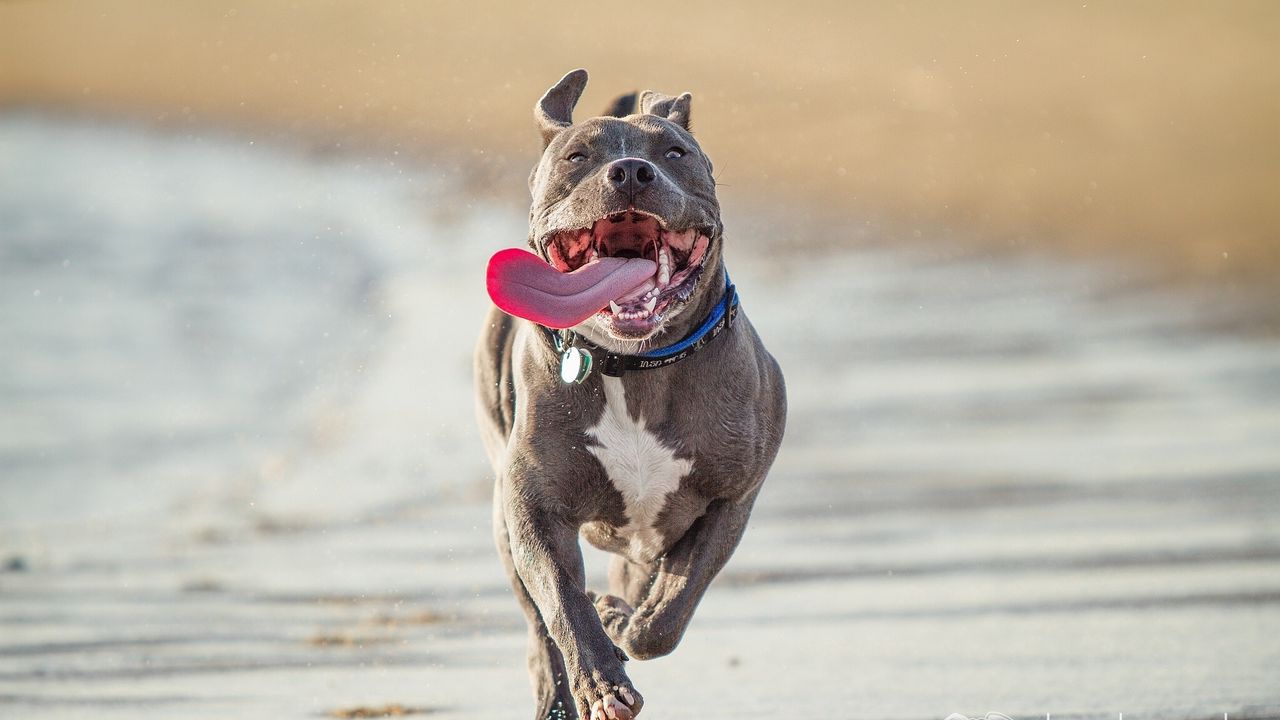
[605,158,657,196]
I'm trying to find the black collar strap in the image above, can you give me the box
[545,273,739,380]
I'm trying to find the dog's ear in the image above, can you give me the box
[535,69,589,148]
[602,92,638,118]
[639,90,693,130]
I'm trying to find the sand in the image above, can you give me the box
[2,114,1280,719]
[3,4,1280,716]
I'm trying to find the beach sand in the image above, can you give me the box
[2,4,1280,718]
[2,114,1279,719]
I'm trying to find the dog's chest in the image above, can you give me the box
[585,377,692,559]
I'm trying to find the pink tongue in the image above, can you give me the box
[486,248,657,329]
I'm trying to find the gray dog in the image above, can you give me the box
[474,69,786,720]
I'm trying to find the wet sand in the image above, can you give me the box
[2,117,1279,718]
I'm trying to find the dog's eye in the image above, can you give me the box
[566,152,588,163]
[665,147,686,159]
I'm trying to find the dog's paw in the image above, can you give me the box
[588,591,635,645]
[571,658,642,719]
[578,677,643,720]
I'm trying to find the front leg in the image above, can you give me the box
[504,491,644,720]
[599,490,760,661]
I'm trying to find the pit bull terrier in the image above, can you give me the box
[473,68,786,720]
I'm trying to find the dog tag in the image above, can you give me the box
[559,346,593,384]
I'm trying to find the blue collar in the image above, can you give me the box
[547,271,739,380]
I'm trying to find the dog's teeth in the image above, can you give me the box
[644,296,657,313]
[609,300,621,314]
[658,248,671,286]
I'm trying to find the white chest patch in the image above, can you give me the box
[586,377,693,558]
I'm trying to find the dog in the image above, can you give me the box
[474,69,786,720]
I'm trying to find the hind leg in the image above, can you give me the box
[494,486,577,719]
[586,556,651,641]
[607,556,654,606]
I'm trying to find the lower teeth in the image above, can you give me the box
[615,306,655,321]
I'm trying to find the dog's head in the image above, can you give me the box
[527,69,722,344]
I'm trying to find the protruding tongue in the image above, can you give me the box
[486,248,657,329]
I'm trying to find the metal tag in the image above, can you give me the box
[559,346,593,384]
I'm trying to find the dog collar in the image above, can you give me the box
[546,272,739,383]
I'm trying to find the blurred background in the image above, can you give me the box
[1,2,1278,719]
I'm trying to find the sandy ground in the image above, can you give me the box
[2,116,1280,719]
[1,1,1278,287]
[2,5,1280,715]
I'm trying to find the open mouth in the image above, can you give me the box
[545,212,711,335]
